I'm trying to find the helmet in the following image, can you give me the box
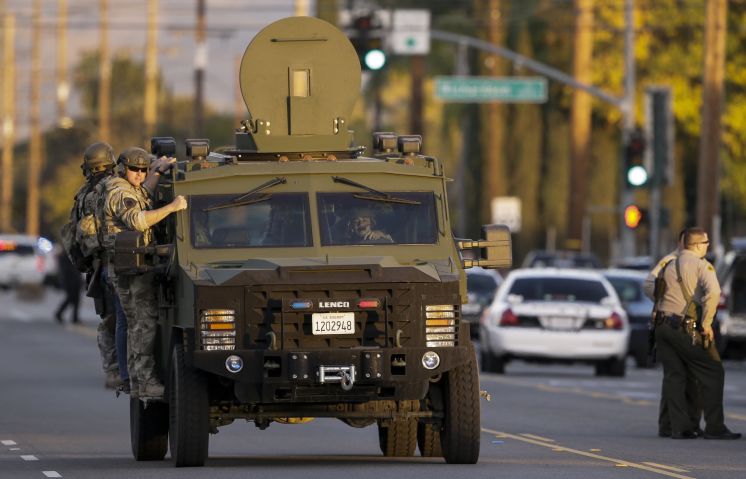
[81,142,115,175]
[118,147,152,170]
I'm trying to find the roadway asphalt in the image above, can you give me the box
[2,288,746,479]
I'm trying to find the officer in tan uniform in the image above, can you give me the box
[98,147,186,399]
[654,227,740,439]
[645,230,702,437]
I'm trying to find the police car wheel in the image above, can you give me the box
[169,343,209,467]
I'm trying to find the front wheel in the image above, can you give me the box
[417,422,442,457]
[169,343,209,467]
[440,346,480,464]
[130,397,168,461]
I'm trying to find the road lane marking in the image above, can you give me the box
[643,462,690,473]
[20,455,38,461]
[1,440,17,446]
[519,433,555,442]
[43,472,62,478]
[482,427,695,479]
[10,448,19,451]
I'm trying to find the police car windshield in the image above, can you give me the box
[509,277,609,303]
[318,192,438,246]
[190,193,311,248]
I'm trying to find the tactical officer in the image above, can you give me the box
[645,230,703,437]
[344,207,393,243]
[654,227,740,439]
[98,147,186,399]
[69,142,121,389]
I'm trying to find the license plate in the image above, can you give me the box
[546,317,576,330]
[312,312,355,335]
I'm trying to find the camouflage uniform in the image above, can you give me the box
[72,177,119,386]
[98,176,160,397]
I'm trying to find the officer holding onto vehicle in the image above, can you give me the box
[645,230,702,437]
[68,142,121,389]
[98,147,186,399]
[654,227,740,439]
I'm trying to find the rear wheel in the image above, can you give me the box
[130,398,168,461]
[417,422,442,457]
[480,349,505,374]
[595,357,626,377]
[377,419,417,457]
[440,346,480,464]
[169,343,209,467]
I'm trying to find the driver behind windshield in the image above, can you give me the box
[344,207,393,244]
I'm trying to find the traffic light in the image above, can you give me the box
[623,204,646,229]
[350,15,387,71]
[624,128,648,187]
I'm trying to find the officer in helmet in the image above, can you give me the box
[97,147,185,399]
[66,142,122,389]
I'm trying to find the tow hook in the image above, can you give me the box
[480,389,492,401]
[318,365,356,391]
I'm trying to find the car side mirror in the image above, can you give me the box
[457,224,512,269]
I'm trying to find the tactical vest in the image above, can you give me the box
[96,177,153,252]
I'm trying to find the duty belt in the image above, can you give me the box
[655,313,688,330]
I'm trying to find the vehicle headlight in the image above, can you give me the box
[421,351,440,370]
[424,305,458,347]
[200,309,236,351]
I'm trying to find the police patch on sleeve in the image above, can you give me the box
[123,197,137,209]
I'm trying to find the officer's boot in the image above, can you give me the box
[139,378,165,399]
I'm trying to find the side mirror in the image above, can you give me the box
[458,224,512,269]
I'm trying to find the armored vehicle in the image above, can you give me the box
[117,16,511,467]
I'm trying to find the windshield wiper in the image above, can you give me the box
[203,176,286,212]
[332,176,421,205]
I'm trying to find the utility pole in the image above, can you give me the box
[57,0,71,127]
[618,0,637,258]
[568,0,594,247]
[26,0,42,236]
[0,13,14,233]
[98,0,111,143]
[144,0,159,142]
[295,0,309,17]
[481,0,507,224]
[410,55,424,136]
[194,0,206,136]
[696,0,727,245]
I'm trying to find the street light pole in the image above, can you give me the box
[619,0,636,259]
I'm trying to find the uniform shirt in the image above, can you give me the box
[643,249,679,300]
[98,176,153,251]
[657,249,721,328]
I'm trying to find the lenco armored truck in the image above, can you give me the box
[118,16,511,467]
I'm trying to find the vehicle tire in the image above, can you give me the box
[634,350,649,369]
[169,343,209,467]
[594,361,609,376]
[440,346,480,464]
[417,422,442,457]
[130,397,168,461]
[607,357,626,377]
[377,419,417,457]
[480,349,505,374]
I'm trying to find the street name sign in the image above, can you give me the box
[435,76,548,103]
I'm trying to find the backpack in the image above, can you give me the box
[60,189,93,273]
[60,176,108,273]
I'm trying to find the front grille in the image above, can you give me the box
[244,285,422,350]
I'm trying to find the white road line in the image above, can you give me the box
[20,455,38,461]
[43,472,62,478]
[9,309,32,322]
[482,427,695,479]
[1,440,17,446]
[9,448,20,451]
[643,462,690,473]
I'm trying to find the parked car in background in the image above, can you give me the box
[480,268,629,376]
[522,249,603,269]
[603,269,654,367]
[0,234,56,290]
[610,255,654,271]
[462,267,502,338]
[716,241,746,356]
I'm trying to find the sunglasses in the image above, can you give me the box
[127,165,148,173]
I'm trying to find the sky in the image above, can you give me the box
[5,0,314,139]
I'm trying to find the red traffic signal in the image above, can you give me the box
[624,204,646,229]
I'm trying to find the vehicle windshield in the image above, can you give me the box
[509,277,609,303]
[190,193,312,248]
[605,277,642,302]
[467,274,499,296]
[317,192,438,246]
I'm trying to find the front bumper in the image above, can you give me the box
[192,345,471,403]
